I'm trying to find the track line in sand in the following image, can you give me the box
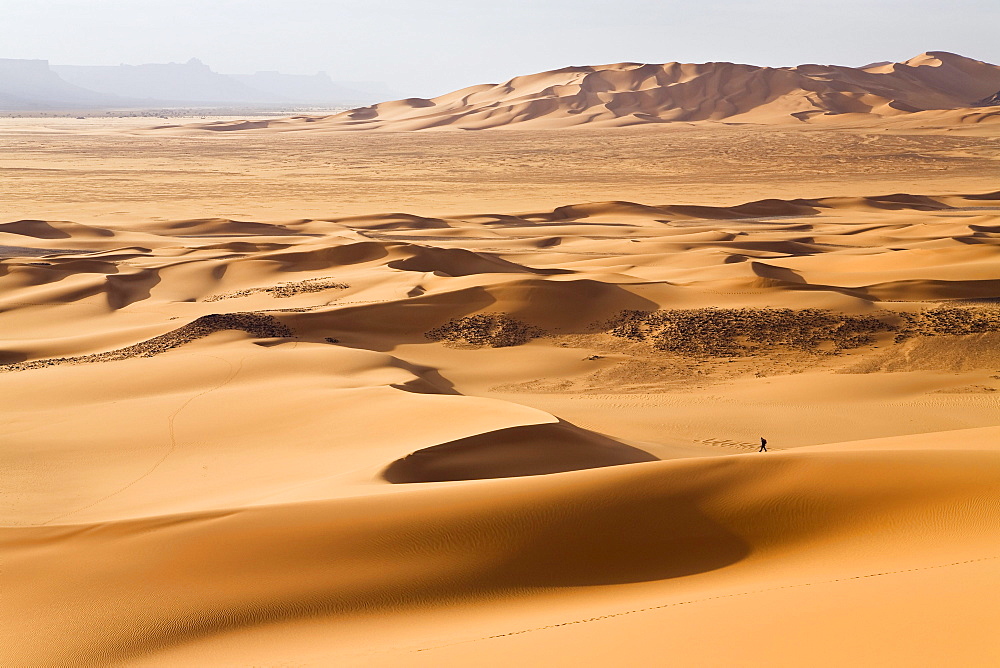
[40,354,245,526]
[695,437,758,450]
[415,554,1000,653]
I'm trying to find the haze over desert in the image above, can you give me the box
[2,7,1000,666]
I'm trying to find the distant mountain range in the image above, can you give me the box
[179,51,1000,132]
[0,57,394,110]
[0,59,118,109]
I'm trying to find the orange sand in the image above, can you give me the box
[2,62,1000,665]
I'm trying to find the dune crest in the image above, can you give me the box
[164,51,1000,133]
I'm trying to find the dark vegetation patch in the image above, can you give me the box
[425,306,1000,355]
[205,277,348,301]
[895,307,1000,341]
[604,308,894,356]
[426,314,545,348]
[1,313,291,373]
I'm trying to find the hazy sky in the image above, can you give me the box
[3,0,998,97]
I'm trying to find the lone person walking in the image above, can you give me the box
[758,437,768,452]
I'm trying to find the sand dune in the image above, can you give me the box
[4,438,999,666]
[382,420,658,482]
[159,51,1000,133]
[3,184,1000,665]
[7,116,1000,228]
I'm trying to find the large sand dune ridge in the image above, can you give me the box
[162,51,1000,133]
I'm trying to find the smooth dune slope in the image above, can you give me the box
[2,190,1000,666]
[165,51,1000,133]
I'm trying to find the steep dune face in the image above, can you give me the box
[173,51,1000,133]
[382,421,658,482]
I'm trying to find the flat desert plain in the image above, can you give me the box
[3,109,1000,665]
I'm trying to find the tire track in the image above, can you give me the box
[696,437,757,450]
[416,553,1000,653]
[41,354,244,525]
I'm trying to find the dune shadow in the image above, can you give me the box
[105,269,162,310]
[965,191,1000,201]
[0,220,71,239]
[383,420,658,484]
[0,350,28,364]
[862,194,953,211]
[750,261,807,283]
[749,261,871,299]
[388,357,460,395]
[494,495,749,587]
[387,246,571,276]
